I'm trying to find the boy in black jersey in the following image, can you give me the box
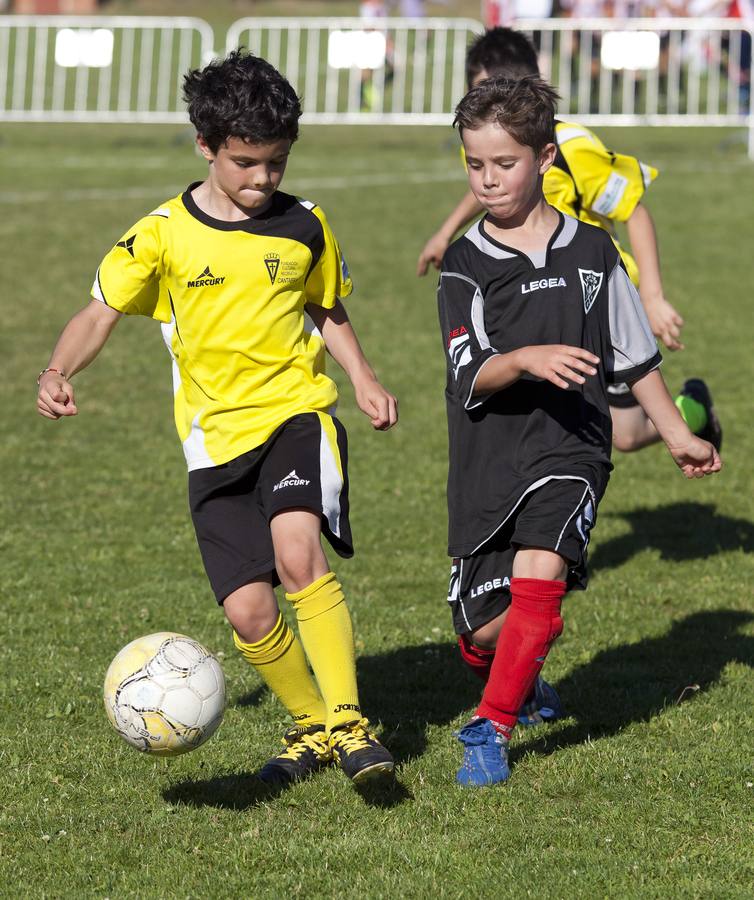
[438,76,721,787]
[420,27,723,457]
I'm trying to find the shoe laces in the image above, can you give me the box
[278,728,329,762]
[330,718,375,752]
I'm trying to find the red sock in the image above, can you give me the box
[476,578,566,739]
[458,633,495,681]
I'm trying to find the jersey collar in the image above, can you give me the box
[181,182,295,232]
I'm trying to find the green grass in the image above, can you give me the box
[2,122,753,898]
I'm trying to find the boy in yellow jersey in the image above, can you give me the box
[418,27,722,457]
[36,51,397,787]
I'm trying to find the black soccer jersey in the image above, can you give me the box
[438,212,661,557]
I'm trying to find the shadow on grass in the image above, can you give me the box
[590,502,754,571]
[162,768,413,811]
[165,608,753,805]
[163,641,474,810]
[163,772,290,811]
[515,608,754,761]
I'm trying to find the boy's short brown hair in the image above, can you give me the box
[453,75,559,154]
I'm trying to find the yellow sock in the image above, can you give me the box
[286,572,361,733]
[233,613,326,727]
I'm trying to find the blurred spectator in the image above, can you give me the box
[484,1,555,28]
[396,0,426,15]
[557,0,608,16]
[359,0,388,21]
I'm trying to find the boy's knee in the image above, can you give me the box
[275,549,328,594]
[470,617,503,649]
[226,605,279,645]
[612,430,642,453]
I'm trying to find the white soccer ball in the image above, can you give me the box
[103,632,225,756]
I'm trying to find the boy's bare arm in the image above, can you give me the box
[629,368,721,478]
[472,345,600,396]
[625,203,684,351]
[37,299,122,420]
[306,299,398,431]
[417,190,484,277]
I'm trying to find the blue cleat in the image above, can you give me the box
[518,676,563,726]
[455,718,510,787]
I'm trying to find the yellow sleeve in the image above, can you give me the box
[305,206,353,308]
[557,122,658,223]
[91,213,170,322]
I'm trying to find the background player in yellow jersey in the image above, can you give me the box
[36,51,397,787]
[418,27,722,457]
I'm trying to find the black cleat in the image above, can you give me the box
[679,378,723,451]
[329,718,394,783]
[257,724,332,786]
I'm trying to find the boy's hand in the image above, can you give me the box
[668,435,722,478]
[354,377,398,430]
[417,232,450,276]
[644,294,685,351]
[517,345,600,390]
[37,371,78,419]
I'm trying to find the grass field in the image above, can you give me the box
[2,121,753,898]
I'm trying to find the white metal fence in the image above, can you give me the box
[0,14,751,154]
[0,15,213,122]
[518,18,752,130]
[225,17,484,124]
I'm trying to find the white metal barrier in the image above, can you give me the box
[517,18,753,155]
[0,14,751,155]
[0,15,213,122]
[225,17,484,124]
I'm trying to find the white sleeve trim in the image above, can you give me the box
[464,353,501,410]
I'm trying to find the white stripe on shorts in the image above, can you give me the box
[319,418,343,538]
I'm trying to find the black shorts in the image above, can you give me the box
[607,381,640,409]
[189,412,352,604]
[447,477,599,635]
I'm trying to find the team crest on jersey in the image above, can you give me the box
[264,251,303,286]
[116,234,136,257]
[578,268,603,313]
[264,253,280,284]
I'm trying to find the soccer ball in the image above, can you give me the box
[103,632,225,756]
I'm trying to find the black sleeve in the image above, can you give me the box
[437,269,500,410]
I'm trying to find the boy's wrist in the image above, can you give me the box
[37,367,66,385]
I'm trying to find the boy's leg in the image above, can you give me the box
[610,379,721,453]
[475,549,567,740]
[270,509,359,731]
[455,478,597,787]
[224,577,327,728]
[189,444,330,785]
[272,509,394,781]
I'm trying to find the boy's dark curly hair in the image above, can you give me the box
[466,27,540,90]
[454,75,559,154]
[183,49,302,153]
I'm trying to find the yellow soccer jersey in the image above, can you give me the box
[545,121,658,286]
[92,186,353,471]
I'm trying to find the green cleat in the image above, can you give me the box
[678,378,723,451]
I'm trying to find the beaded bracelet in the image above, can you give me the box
[37,367,66,385]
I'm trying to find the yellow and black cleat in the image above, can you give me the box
[257,724,332,786]
[329,718,394,783]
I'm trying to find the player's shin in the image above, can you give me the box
[233,613,326,726]
[476,578,566,739]
[286,572,361,733]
